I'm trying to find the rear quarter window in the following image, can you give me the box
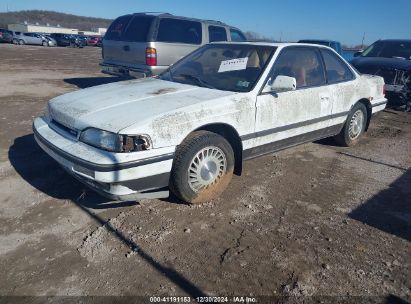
[208,26,227,42]
[321,49,354,83]
[105,15,133,41]
[156,18,202,44]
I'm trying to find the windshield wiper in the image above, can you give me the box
[177,73,216,89]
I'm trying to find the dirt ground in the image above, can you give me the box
[0,44,410,303]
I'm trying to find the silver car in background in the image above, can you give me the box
[38,34,57,46]
[12,32,51,46]
[101,12,246,77]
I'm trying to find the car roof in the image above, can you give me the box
[129,12,233,27]
[378,39,411,43]
[298,39,339,43]
[212,41,336,49]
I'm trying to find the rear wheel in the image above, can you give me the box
[18,39,25,45]
[170,131,234,204]
[334,103,368,146]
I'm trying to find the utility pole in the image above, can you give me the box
[361,32,365,49]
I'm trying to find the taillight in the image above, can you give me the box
[146,47,157,66]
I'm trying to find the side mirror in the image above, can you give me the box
[262,75,297,93]
[353,51,363,57]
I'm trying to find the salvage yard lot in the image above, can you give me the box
[0,44,410,300]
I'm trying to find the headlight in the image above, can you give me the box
[79,128,151,152]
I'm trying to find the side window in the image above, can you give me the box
[105,15,132,41]
[270,48,326,88]
[230,29,246,42]
[157,18,202,44]
[320,49,353,83]
[208,26,227,42]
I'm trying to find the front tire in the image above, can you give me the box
[42,41,48,47]
[18,39,25,45]
[334,103,368,146]
[170,131,235,204]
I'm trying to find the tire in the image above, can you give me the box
[18,39,25,45]
[334,103,368,147]
[42,41,48,47]
[170,131,235,204]
[12,39,18,45]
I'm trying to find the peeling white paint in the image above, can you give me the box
[33,43,387,200]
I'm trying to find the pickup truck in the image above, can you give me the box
[298,39,343,55]
[33,42,386,203]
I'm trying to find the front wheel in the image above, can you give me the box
[170,131,235,204]
[42,41,48,47]
[334,103,368,146]
[18,39,25,45]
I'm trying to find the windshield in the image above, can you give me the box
[361,40,411,60]
[160,44,275,92]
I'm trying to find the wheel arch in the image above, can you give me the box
[354,98,372,131]
[189,123,243,176]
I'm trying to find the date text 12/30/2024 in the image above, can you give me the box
[150,296,257,303]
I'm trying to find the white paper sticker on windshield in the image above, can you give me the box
[218,57,248,73]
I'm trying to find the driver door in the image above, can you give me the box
[249,47,333,156]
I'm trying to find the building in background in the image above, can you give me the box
[8,22,106,36]
[79,28,106,36]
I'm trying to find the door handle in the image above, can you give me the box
[320,94,330,101]
[123,45,130,51]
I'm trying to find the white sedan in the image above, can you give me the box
[33,42,387,203]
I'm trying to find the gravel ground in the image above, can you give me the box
[0,44,410,303]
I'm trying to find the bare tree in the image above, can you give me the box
[244,31,277,42]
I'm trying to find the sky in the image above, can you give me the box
[1,0,410,45]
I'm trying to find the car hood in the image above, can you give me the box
[48,78,236,133]
[351,56,411,73]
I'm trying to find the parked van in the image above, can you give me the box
[101,13,246,77]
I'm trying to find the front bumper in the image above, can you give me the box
[33,116,175,201]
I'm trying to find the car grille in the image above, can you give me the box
[375,68,398,85]
[50,119,79,139]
